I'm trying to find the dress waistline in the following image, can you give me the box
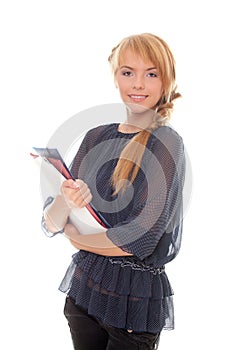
[109,258,165,275]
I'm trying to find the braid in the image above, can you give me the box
[112,112,162,195]
[156,87,181,121]
[112,129,151,195]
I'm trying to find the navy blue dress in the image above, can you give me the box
[43,123,185,334]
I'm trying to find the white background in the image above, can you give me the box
[0,0,232,349]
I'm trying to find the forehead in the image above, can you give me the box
[119,49,156,69]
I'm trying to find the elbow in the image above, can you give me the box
[46,222,60,234]
[121,242,156,261]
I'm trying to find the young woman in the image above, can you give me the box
[42,33,185,350]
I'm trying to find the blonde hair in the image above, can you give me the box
[108,33,181,194]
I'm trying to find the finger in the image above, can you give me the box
[73,181,89,200]
[71,185,92,208]
[62,179,79,189]
[61,180,79,200]
[80,187,93,205]
[71,192,88,208]
[61,179,92,208]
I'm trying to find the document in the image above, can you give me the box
[31,147,110,234]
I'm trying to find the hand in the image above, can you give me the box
[61,179,92,209]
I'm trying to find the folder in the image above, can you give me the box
[30,147,111,234]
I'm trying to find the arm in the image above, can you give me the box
[106,127,185,261]
[44,194,71,233]
[64,223,133,257]
[44,179,92,233]
[44,179,132,257]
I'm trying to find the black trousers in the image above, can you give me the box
[64,297,160,350]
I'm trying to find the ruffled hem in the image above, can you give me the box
[60,251,173,298]
[59,251,174,333]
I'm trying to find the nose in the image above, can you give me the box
[132,75,145,90]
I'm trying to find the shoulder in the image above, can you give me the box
[149,125,183,150]
[146,125,184,164]
[85,123,117,141]
[80,123,117,150]
[153,125,183,143]
[86,123,117,135]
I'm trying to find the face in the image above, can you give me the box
[115,49,163,114]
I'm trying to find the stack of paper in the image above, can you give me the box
[30,147,110,234]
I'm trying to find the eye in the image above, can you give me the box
[147,72,158,78]
[122,71,133,77]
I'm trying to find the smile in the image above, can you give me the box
[128,94,148,101]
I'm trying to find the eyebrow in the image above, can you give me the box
[120,65,158,71]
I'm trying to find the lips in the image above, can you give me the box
[128,94,148,102]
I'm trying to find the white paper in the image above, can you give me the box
[31,149,108,235]
[69,208,107,234]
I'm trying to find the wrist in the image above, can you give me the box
[55,194,72,214]
[44,195,71,233]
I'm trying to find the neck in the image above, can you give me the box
[125,104,156,131]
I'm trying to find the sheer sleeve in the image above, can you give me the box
[41,196,65,237]
[106,126,185,261]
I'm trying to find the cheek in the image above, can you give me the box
[153,82,163,99]
[117,80,128,96]
[156,80,163,93]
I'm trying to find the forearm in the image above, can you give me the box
[44,195,71,233]
[64,224,133,257]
